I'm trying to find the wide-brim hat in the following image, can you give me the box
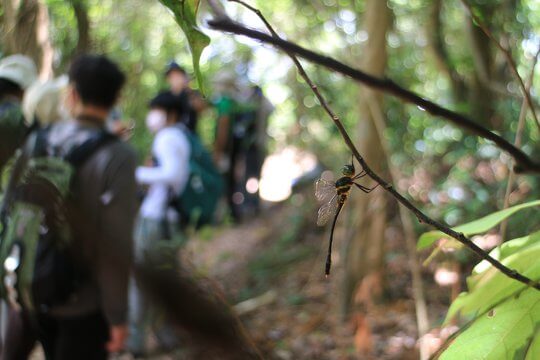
[23,75,68,125]
[212,71,240,93]
[0,54,38,90]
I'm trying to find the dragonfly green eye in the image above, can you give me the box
[342,165,354,176]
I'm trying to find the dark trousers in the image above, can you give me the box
[226,137,243,222]
[2,308,36,360]
[35,311,109,360]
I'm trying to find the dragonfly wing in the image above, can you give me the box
[317,194,338,226]
[315,179,336,203]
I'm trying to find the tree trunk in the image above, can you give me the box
[1,0,53,79]
[426,0,467,103]
[341,0,391,322]
[466,18,496,126]
[71,0,91,55]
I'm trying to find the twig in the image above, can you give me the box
[234,290,277,316]
[500,46,540,240]
[207,18,540,175]
[460,0,540,133]
[206,11,540,291]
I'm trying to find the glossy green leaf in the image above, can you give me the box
[524,330,540,360]
[473,231,540,275]
[417,200,540,250]
[159,0,210,93]
[440,289,540,360]
[445,240,540,323]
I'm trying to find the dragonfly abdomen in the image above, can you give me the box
[335,176,353,198]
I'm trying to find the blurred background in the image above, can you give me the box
[2,0,540,358]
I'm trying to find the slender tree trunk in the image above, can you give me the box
[466,19,496,126]
[426,0,467,103]
[368,98,431,360]
[70,0,91,55]
[1,0,53,79]
[341,0,391,322]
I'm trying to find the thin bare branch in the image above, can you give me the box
[461,0,540,133]
[207,18,540,175]
[207,5,540,290]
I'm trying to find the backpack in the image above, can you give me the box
[0,127,116,313]
[170,126,224,229]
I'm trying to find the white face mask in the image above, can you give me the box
[146,109,167,133]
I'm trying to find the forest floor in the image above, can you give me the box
[28,188,452,360]
[182,189,452,360]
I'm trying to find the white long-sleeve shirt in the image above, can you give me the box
[136,126,190,219]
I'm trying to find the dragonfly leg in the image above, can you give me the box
[353,171,367,180]
[354,182,379,193]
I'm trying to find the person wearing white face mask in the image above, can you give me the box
[128,92,190,356]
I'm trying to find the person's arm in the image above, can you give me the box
[213,97,233,164]
[95,144,137,350]
[188,90,207,112]
[135,129,190,191]
[214,115,230,162]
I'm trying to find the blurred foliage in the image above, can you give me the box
[0,0,531,256]
[16,0,539,251]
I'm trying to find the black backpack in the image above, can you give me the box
[0,127,116,313]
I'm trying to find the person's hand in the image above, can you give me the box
[106,324,128,353]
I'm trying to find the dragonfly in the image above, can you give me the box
[315,158,377,276]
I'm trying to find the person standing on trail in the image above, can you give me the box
[29,54,137,359]
[1,75,72,360]
[240,85,273,214]
[162,61,206,134]
[0,54,37,358]
[127,91,191,356]
[0,54,38,181]
[212,71,245,222]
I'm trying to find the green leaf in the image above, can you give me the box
[159,0,211,94]
[440,289,540,360]
[473,231,540,275]
[417,200,540,250]
[445,239,540,323]
[525,330,540,360]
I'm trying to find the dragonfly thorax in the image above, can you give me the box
[335,176,353,189]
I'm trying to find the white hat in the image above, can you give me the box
[0,54,38,90]
[212,71,240,94]
[23,75,68,126]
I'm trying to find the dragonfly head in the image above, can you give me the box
[341,164,355,177]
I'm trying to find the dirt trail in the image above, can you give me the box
[186,197,423,360]
[29,195,440,359]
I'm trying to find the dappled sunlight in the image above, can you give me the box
[259,146,317,202]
